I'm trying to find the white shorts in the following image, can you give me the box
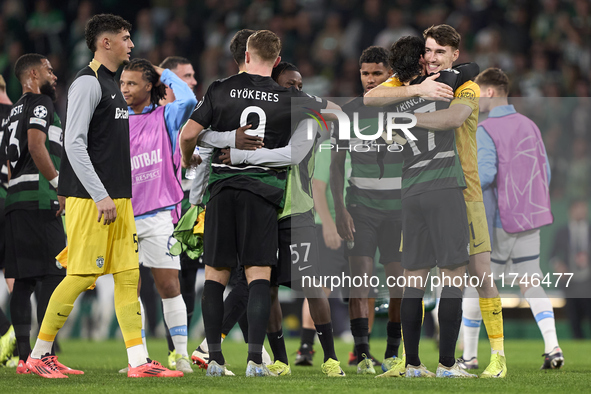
[136,210,180,270]
[490,227,542,279]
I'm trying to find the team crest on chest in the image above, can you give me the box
[96,255,105,268]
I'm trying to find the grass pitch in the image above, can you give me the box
[1,338,589,393]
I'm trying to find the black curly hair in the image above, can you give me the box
[85,14,132,53]
[123,58,166,107]
[359,46,390,68]
[389,36,425,83]
[271,62,299,83]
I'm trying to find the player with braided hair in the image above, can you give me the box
[123,59,167,109]
[120,57,197,374]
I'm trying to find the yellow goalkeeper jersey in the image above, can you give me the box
[381,76,403,87]
[450,80,481,202]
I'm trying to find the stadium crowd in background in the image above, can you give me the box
[0,0,590,200]
[0,0,588,380]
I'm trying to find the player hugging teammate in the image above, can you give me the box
[2,10,566,380]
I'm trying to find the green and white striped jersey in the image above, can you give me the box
[396,71,469,199]
[3,93,62,212]
[337,97,403,213]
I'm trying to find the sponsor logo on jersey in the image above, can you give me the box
[115,108,129,119]
[457,88,476,100]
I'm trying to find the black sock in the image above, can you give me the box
[247,279,271,364]
[179,253,198,331]
[237,310,249,341]
[267,329,288,364]
[401,287,424,367]
[37,275,63,355]
[202,280,225,365]
[11,279,35,361]
[15,334,30,362]
[350,318,369,363]
[315,322,337,362]
[221,277,249,337]
[36,275,62,325]
[438,286,463,368]
[301,328,316,348]
[0,308,10,336]
[385,321,402,359]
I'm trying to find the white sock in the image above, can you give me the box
[524,286,559,353]
[162,294,188,357]
[199,337,208,352]
[139,297,149,357]
[127,344,149,368]
[262,345,272,365]
[31,338,53,359]
[462,287,482,360]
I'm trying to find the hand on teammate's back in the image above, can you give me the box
[235,124,263,150]
[96,196,117,225]
[418,73,454,100]
[219,148,232,165]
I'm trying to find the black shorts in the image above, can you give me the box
[315,225,349,277]
[346,204,402,264]
[273,224,321,289]
[401,188,469,271]
[179,251,204,270]
[5,209,66,279]
[228,264,247,288]
[203,188,278,268]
